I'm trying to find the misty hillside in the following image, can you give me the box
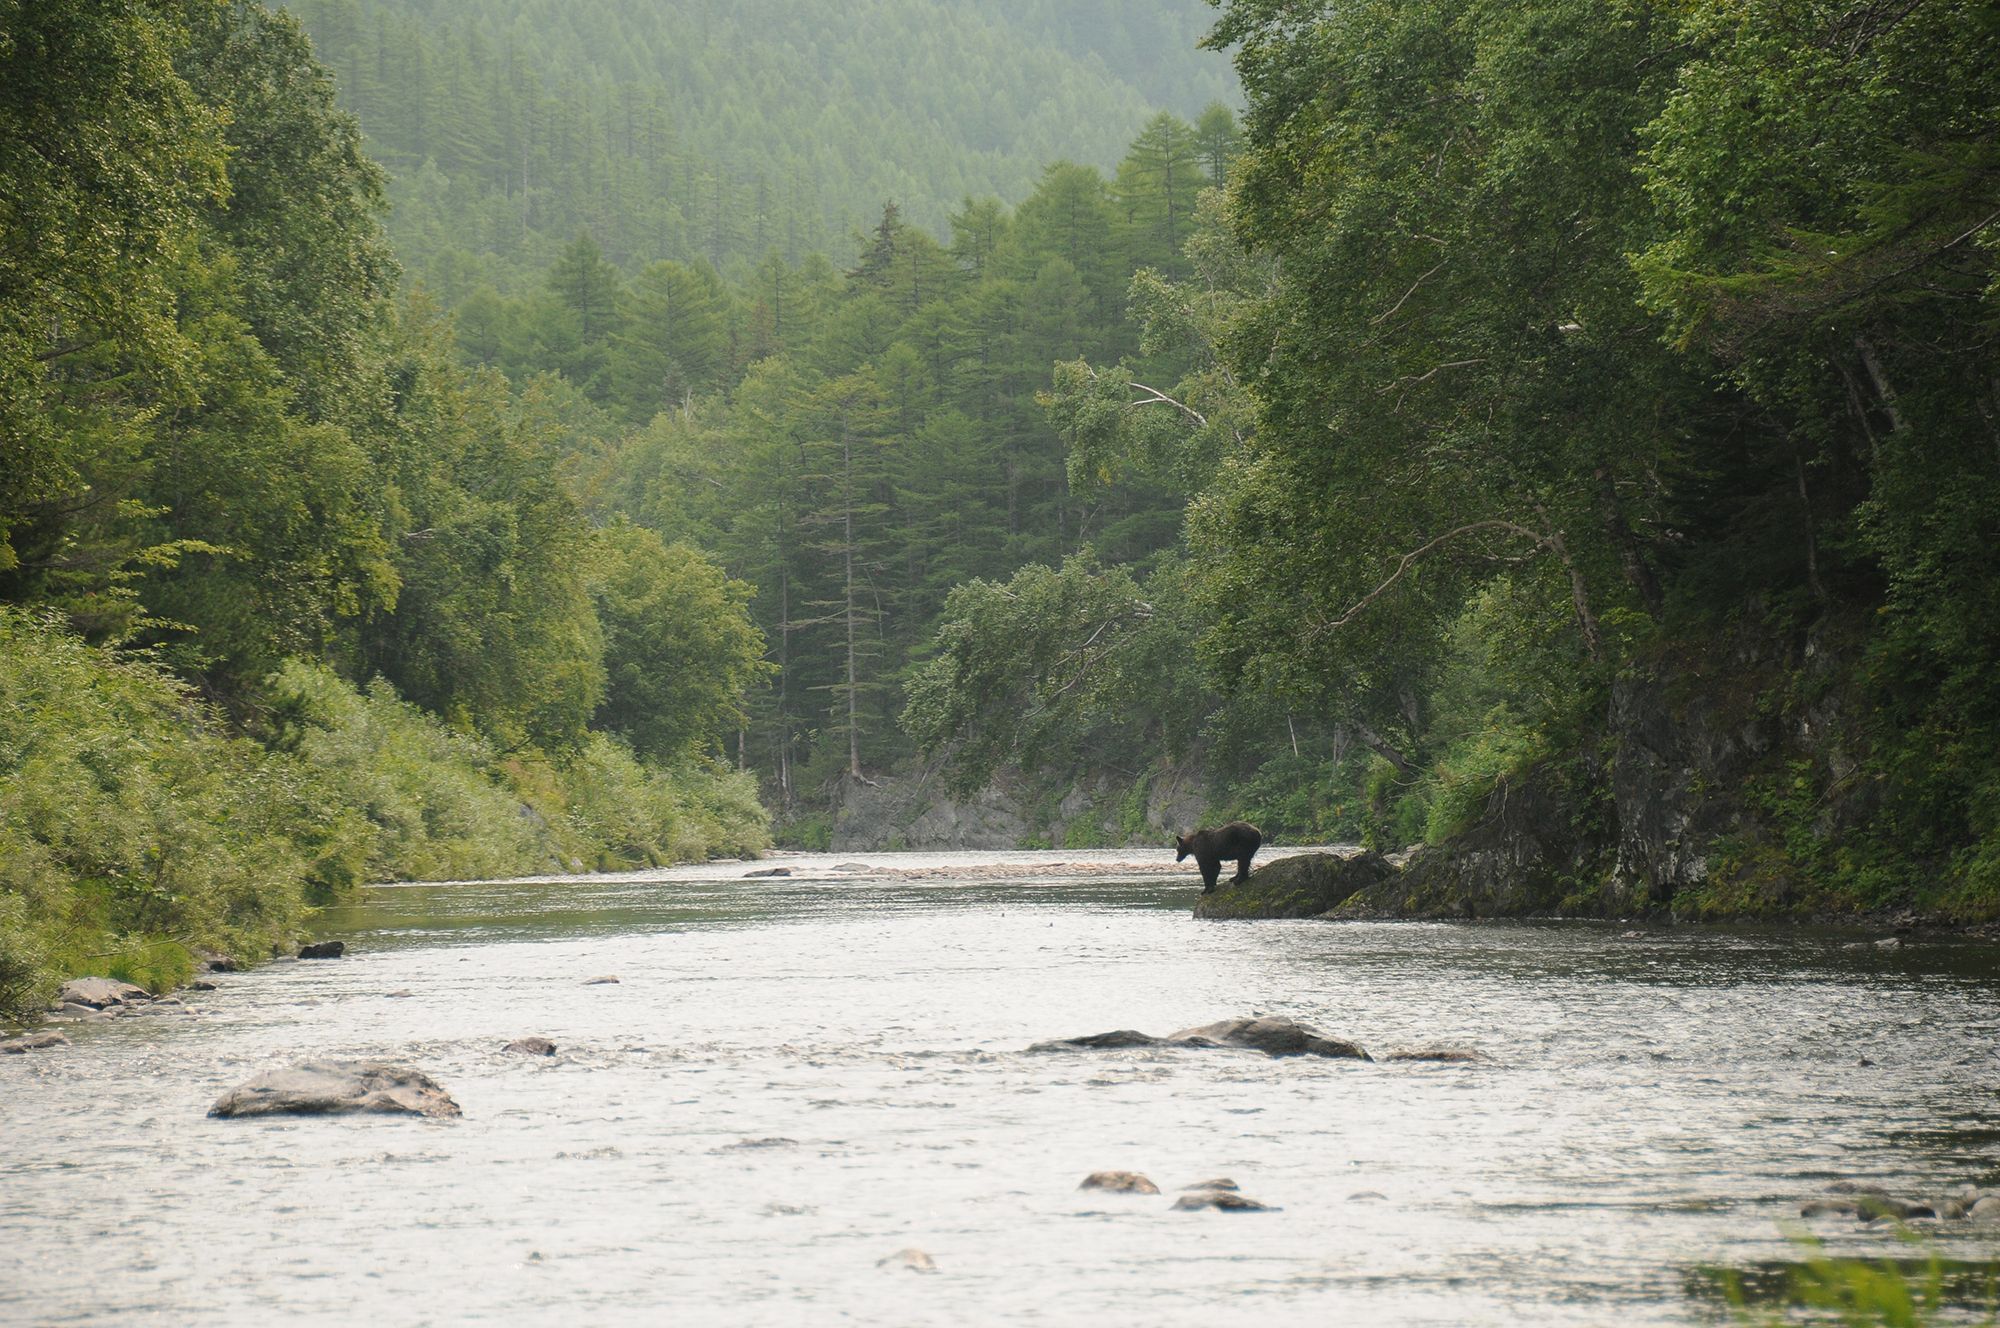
[287,0,1237,287]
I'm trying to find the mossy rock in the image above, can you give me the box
[1192,851,1398,920]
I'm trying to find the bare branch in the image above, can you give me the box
[1370,260,1446,327]
[1308,520,1543,639]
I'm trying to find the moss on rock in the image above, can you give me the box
[1192,851,1397,919]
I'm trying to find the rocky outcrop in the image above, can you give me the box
[1080,1171,1160,1195]
[1030,1014,1370,1061]
[1193,851,1396,919]
[208,1061,462,1119]
[1332,760,1615,919]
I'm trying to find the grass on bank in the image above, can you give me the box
[0,609,767,1020]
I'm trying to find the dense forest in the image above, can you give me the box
[3,0,1997,1020]
[286,0,1236,289]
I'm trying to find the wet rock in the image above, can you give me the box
[1031,1015,1370,1061]
[1169,1016,1371,1061]
[208,1061,462,1119]
[1967,1195,2000,1223]
[197,951,238,973]
[505,1038,557,1057]
[583,976,620,986]
[1028,1029,1165,1052]
[386,990,413,999]
[1384,1047,1486,1063]
[1080,1171,1159,1195]
[1172,1189,1275,1212]
[1182,1178,1238,1193]
[58,977,150,1009]
[1619,930,1647,940]
[877,1248,937,1273]
[725,1137,799,1150]
[185,979,218,992]
[1874,937,1902,951]
[746,867,793,878]
[1193,850,1396,920]
[0,1032,69,1054]
[831,863,872,872]
[1805,1187,1935,1222]
[1347,1190,1389,1202]
[1861,1199,1936,1223]
[298,940,345,960]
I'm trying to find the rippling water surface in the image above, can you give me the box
[6,849,2000,1325]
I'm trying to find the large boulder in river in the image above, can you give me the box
[1192,851,1397,920]
[297,940,345,959]
[1170,1015,1372,1061]
[58,977,151,1009]
[208,1061,461,1119]
[1031,1014,1369,1061]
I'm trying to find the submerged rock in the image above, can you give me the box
[1182,1178,1238,1193]
[1384,1047,1486,1063]
[1027,1029,1165,1052]
[1080,1171,1159,1195]
[505,1038,557,1057]
[208,1061,461,1119]
[1030,1015,1370,1061]
[877,1248,937,1273]
[583,976,620,986]
[58,977,150,1009]
[1192,851,1397,920]
[0,1032,69,1054]
[1172,1189,1275,1212]
[298,941,346,960]
[746,867,793,878]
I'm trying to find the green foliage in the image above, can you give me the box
[591,522,771,763]
[1714,1240,1998,1327]
[0,608,312,1018]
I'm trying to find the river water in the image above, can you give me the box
[5,848,2000,1325]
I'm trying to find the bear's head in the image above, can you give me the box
[1173,834,1190,861]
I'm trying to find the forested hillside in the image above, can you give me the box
[287,0,1237,288]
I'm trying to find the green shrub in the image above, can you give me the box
[0,614,770,1020]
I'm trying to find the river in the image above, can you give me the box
[4,848,1998,1325]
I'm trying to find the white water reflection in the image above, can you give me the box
[5,850,2000,1325]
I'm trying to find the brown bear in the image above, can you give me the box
[1175,821,1263,892]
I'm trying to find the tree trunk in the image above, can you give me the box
[842,413,862,780]
[1594,466,1662,617]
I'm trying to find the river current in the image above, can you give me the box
[5,848,1999,1325]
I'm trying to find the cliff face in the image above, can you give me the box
[820,760,1210,852]
[1338,622,1894,921]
